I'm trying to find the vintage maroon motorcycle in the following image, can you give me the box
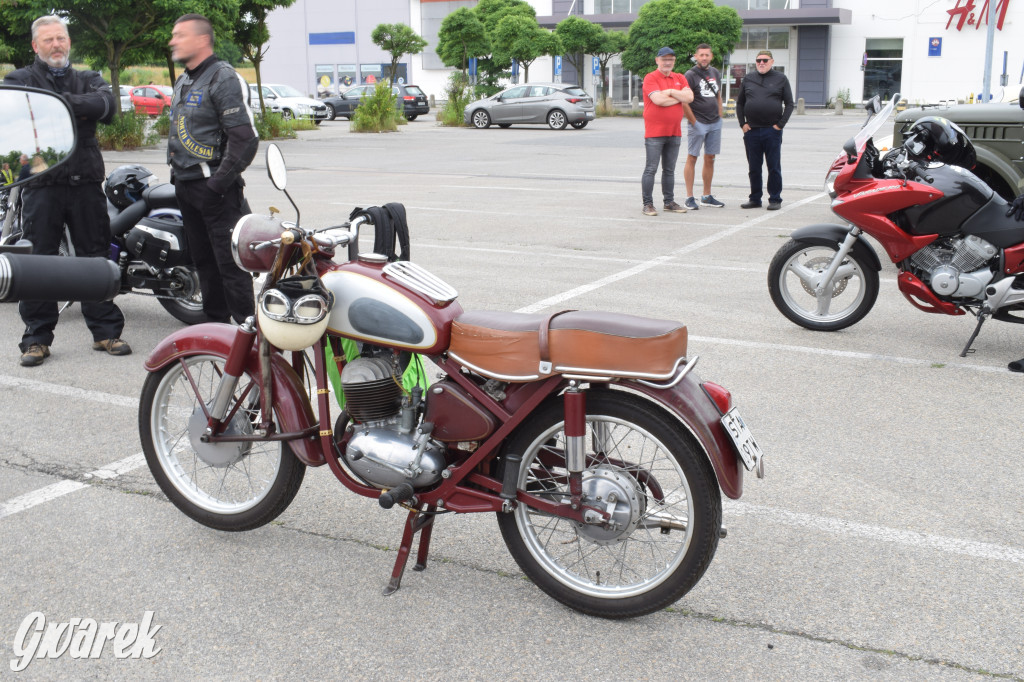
[768,92,1024,356]
[138,145,764,618]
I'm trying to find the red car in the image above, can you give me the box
[130,85,173,116]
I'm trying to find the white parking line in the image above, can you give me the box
[0,453,146,521]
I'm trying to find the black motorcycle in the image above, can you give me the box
[0,164,208,325]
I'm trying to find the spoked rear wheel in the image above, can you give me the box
[139,353,305,531]
[767,239,879,331]
[496,391,721,618]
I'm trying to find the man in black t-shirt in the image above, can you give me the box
[683,44,724,210]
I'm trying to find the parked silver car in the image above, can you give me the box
[464,83,595,130]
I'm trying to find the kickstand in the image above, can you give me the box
[960,311,989,357]
[383,505,437,596]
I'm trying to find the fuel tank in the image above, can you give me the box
[901,164,994,236]
[320,255,463,355]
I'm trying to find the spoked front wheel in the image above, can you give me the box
[768,239,879,331]
[139,353,305,531]
[496,391,721,618]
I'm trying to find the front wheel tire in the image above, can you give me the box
[767,238,879,331]
[547,109,568,130]
[140,354,306,531]
[496,391,721,618]
[324,103,336,120]
[471,110,491,129]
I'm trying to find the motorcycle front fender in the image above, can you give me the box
[144,323,324,466]
[624,373,744,500]
[789,223,883,273]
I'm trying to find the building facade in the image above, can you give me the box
[262,0,1023,107]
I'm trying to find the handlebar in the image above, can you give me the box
[248,214,371,255]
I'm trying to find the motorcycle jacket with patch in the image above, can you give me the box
[168,55,257,190]
[3,57,114,186]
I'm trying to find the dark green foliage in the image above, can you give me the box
[621,0,741,76]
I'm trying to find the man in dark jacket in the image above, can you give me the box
[4,15,130,367]
[168,14,258,324]
[736,50,794,210]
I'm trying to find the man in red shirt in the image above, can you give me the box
[641,47,693,216]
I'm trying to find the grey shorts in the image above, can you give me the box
[687,118,722,157]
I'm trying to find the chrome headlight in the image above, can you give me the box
[824,169,840,199]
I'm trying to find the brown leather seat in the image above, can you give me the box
[448,310,687,382]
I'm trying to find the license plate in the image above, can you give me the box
[721,407,764,472]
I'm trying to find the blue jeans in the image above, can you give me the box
[641,136,681,206]
[743,126,783,204]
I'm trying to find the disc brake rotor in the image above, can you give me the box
[799,255,850,298]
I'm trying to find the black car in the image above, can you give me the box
[321,84,430,121]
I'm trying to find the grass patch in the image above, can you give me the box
[351,80,404,133]
[438,72,474,127]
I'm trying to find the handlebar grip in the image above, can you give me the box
[378,483,415,509]
[0,254,120,303]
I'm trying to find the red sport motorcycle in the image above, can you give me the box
[132,144,764,619]
[768,93,1024,356]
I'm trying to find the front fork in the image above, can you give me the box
[811,227,862,312]
[203,317,258,436]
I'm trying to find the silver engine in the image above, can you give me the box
[339,357,446,490]
[908,234,997,299]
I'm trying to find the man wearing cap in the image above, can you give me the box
[735,50,794,210]
[641,46,693,217]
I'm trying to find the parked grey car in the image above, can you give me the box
[464,83,595,130]
[322,84,429,121]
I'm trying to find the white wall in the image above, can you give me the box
[831,0,1022,104]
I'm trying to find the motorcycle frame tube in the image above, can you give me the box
[143,323,325,466]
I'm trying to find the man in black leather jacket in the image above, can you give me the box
[168,14,259,324]
[4,15,130,367]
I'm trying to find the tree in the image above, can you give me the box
[593,29,628,105]
[436,7,489,74]
[371,23,427,84]
[491,15,560,83]
[621,0,741,77]
[0,6,35,68]
[555,15,602,84]
[234,0,297,115]
[474,0,535,35]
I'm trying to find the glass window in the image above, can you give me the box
[315,64,334,97]
[768,28,789,49]
[360,63,382,84]
[863,38,903,100]
[866,38,903,59]
[405,86,425,97]
[503,86,529,98]
[747,28,768,49]
[337,64,357,89]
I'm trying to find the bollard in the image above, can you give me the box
[723,98,736,118]
[797,97,805,115]
[429,94,435,108]
[896,98,907,113]
[631,95,640,110]
[834,98,844,115]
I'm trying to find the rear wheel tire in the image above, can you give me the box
[405,114,417,121]
[496,391,721,618]
[570,120,588,129]
[282,109,294,121]
[498,124,512,129]
[547,109,568,130]
[324,103,336,120]
[140,353,306,531]
[156,266,212,325]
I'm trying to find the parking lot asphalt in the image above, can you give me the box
[1,110,1022,681]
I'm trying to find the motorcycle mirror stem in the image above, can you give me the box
[265,144,300,227]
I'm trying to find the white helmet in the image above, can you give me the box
[257,276,333,351]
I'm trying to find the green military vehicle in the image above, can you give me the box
[893,87,1024,200]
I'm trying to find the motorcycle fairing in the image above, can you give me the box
[143,322,324,466]
[831,180,942,262]
[447,310,688,382]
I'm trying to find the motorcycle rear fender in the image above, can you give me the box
[789,224,883,272]
[620,373,744,500]
[143,323,324,466]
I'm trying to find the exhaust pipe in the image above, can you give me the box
[0,253,121,303]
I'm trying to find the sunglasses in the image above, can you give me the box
[756,58,771,64]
